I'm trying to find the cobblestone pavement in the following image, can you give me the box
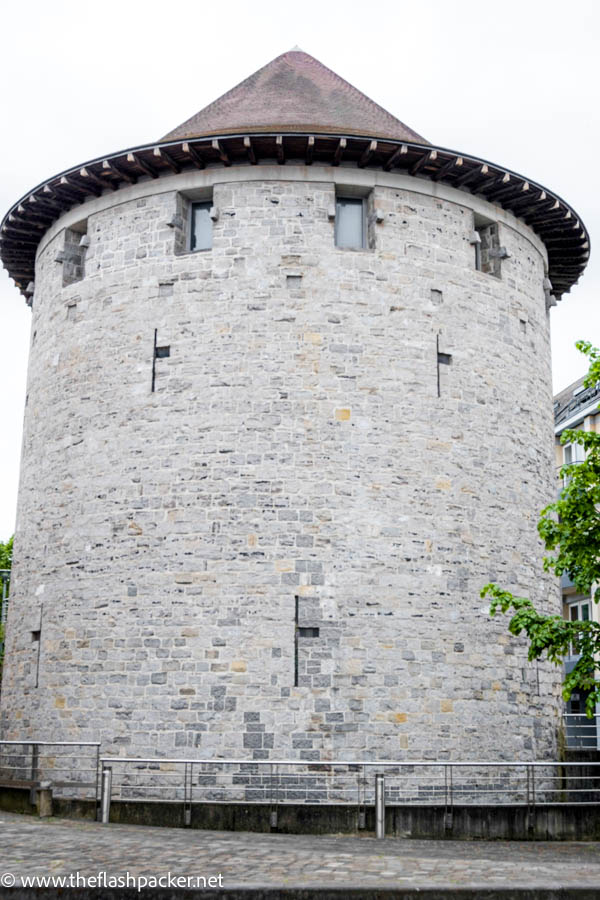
[1,812,600,894]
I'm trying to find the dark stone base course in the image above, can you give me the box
[3,888,600,899]
[111,800,600,841]
[0,786,37,816]
[3,788,600,841]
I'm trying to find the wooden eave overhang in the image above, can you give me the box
[1,133,589,300]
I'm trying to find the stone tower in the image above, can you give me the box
[0,50,589,761]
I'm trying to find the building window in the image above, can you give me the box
[472,215,504,278]
[568,598,590,656]
[60,220,89,286]
[561,440,586,487]
[335,197,365,250]
[190,201,212,251]
[564,442,586,466]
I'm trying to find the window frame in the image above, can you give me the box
[473,213,502,279]
[189,200,213,253]
[567,597,591,657]
[334,195,367,251]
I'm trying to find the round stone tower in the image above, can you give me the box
[0,50,589,761]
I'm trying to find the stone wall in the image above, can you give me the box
[0,167,562,762]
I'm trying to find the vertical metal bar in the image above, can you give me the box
[436,334,441,397]
[184,762,191,827]
[444,764,448,810]
[269,763,277,829]
[190,763,193,826]
[375,773,385,839]
[444,764,453,831]
[525,764,533,833]
[95,745,101,821]
[294,595,299,687]
[29,743,39,805]
[151,329,157,392]
[100,766,112,824]
[358,765,366,829]
[444,764,449,829]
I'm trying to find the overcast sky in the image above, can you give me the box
[0,0,598,539]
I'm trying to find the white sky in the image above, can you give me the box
[0,0,598,539]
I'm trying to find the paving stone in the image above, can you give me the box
[0,812,600,892]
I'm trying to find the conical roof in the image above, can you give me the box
[162,49,428,144]
[1,50,589,300]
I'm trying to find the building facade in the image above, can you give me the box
[554,376,600,749]
[0,50,590,762]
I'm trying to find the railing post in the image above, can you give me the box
[358,764,366,830]
[269,763,278,829]
[29,743,39,806]
[525,764,534,834]
[100,765,112,824]
[95,745,101,821]
[444,764,453,832]
[375,772,385,839]
[184,762,192,827]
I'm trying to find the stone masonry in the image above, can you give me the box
[0,164,563,763]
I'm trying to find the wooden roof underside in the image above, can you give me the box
[1,133,589,299]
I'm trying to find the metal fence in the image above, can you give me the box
[0,741,100,806]
[2,745,600,837]
[98,757,600,831]
[564,713,599,749]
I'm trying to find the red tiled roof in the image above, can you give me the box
[162,49,428,144]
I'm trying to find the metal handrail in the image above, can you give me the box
[1,740,100,747]
[98,757,600,835]
[0,740,102,813]
[100,757,598,767]
[555,385,600,426]
[563,713,598,749]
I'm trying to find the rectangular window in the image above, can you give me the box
[335,197,365,250]
[569,598,590,656]
[190,201,212,252]
[562,440,586,487]
[62,220,89,286]
[473,215,502,278]
[564,442,585,465]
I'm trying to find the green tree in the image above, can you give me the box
[482,341,600,716]
[0,534,13,571]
